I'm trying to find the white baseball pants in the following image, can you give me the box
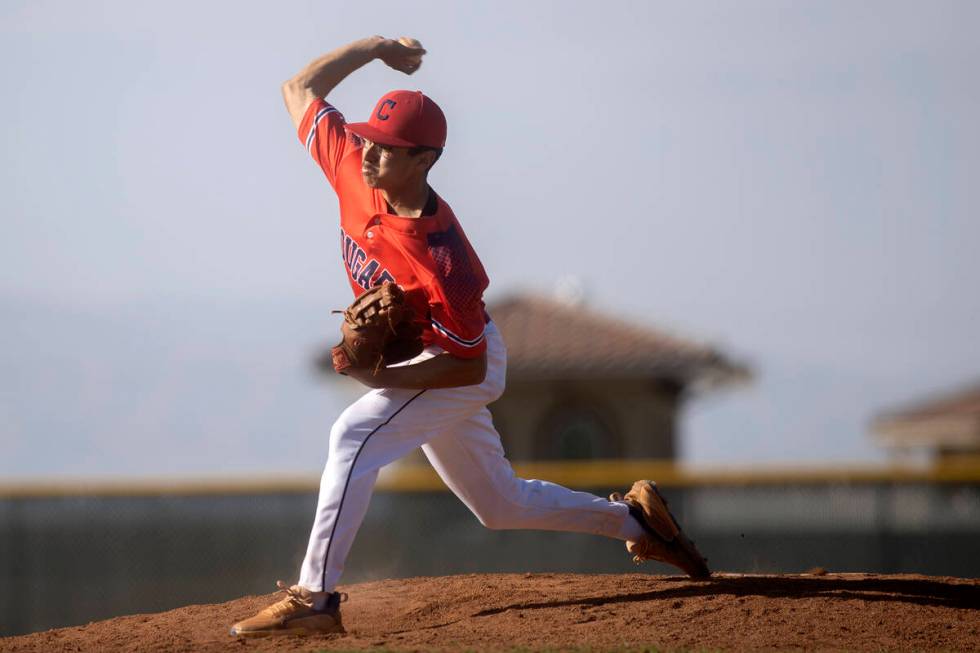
[298,321,632,592]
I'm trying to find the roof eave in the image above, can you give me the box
[872,415,980,450]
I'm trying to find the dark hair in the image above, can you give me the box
[408,145,443,173]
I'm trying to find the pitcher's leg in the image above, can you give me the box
[421,408,632,538]
[298,388,431,592]
[298,375,503,592]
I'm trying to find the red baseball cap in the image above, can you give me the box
[345,90,447,149]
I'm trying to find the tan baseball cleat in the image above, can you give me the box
[229,581,347,638]
[610,480,711,579]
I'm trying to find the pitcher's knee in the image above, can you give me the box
[473,508,514,531]
[328,409,370,448]
[469,486,527,530]
[328,415,352,444]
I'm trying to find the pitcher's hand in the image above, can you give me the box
[375,36,426,74]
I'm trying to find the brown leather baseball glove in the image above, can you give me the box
[330,282,424,375]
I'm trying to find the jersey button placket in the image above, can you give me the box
[366,216,381,244]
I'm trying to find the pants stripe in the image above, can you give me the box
[321,388,427,589]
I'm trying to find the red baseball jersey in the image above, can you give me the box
[298,98,490,359]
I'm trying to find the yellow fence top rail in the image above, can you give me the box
[3,458,980,498]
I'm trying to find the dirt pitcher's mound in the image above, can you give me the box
[4,573,980,652]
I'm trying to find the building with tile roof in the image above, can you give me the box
[872,380,980,462]
[483,293,748,461]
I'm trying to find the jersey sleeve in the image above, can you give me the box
[425,224,490,359]
[296,98,358,189]
[429,302,488,359]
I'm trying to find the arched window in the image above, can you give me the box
[535,401,622,460]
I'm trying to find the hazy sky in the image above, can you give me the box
[2,1,978,477]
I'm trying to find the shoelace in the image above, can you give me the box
[630,539,665,564]
[267,580,349,617]
[265,581,310,618]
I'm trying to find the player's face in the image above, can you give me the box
[360,138,431,190]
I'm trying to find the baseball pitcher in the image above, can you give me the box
[230,35,709,638]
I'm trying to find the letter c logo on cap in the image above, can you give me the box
[377,99,397,121]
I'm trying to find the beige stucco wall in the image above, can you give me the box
[488,378,680,461]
